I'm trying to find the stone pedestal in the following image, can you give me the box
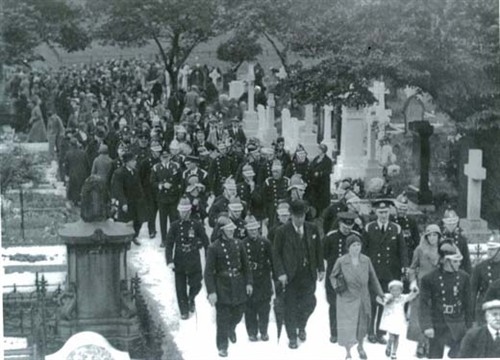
[57,219,141,351]
[334,106,367,181]
[409,120,434,205]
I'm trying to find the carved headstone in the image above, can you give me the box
[80,176,109,222]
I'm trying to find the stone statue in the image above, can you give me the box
[80,175,109,222]
[120,281,137,319]
[59,283,77,320]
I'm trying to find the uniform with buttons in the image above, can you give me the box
[419,267,472,358]
[442,227,472,274]
[471,258,500,323]
[243,234,273,338]
[166,218,209,316]
[393,214,420,263]
[263,176,290,227]
[208,154,234,196]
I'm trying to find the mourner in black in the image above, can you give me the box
[471,241,500,324]
[150,149,183,247]
[323,193,349,235]
[208,178,237,229]
[110,152,143,245]
[166,197,209,319]
[363,199,408,344]
[205,217,253,358]
[459,290,500,358]
[273,200,325,349]
[243,216,273,342]
[419,240,472,359]
[323,211,360,343]
[209,142,234,196]
[441,208,472,274]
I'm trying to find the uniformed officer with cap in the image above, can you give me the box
[471,240,500,324]
[263,159,290,228]
[267,201,291,245]
[459,290,500,358]
[256,147,275,186]
[205,217,253,358]
[393,192,420,264]
[243,216,273,342]
[324,211,360,343]
[273,200,325,349]
[288,174,316,220]
[237,164,264,221]
[419,240,472,359]
[441,207,472,274]
[182,155,208,191]
[150,149,183,247]
[364,199,408,344]
[209,141,234,196]
[166,197,209,319]
[208,178,238,229]
[185,175,208,222]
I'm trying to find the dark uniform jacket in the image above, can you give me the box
[150,160,182,204]
[237,181,264,220]
[307,154,333,213]
[471,259,500,322]
[442,227,472,274]
[459,326,500,358]
[208,154,234,194]
[256,159,273,186]
[110,166,144,222]
[363,221,408,281]
[273,221,324,283]
[262,176,290,219]
[284,160,310,184]
[322,201,349,234]
[324,229,361,283]
[243,236,273,301]
[419,268,472,340]
[393,214,420,262]
[205,235,253,305]
[186,193,208,221]
[208,196,230,228]
[165,218,209,274]
[137,149,159,199]
[210,217,247,243]
[182,167,209,190]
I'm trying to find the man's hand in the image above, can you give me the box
[164,182,172,189]
[208,293,217,306]
[424,328,435,338]
[318,271,325,282]
[122,204,128,213]
[278,275,287,287]
[167,263,175,270]
[410,280,419,292]
[246,285,253,296]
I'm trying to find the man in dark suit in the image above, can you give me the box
[273,200,325,349]
[363,199,408,344]
[227,117,246,146]
[205,217,253,358]
[459,294,500,358]
[110,152,143,245]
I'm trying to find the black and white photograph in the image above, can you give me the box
[1,0,499,359]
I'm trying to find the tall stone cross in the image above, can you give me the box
[464,149,487,220]
[247,63,256,113]
[179,65,190,90]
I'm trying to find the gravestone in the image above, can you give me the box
[333,106,366,181]
[300,104,319,158]
[209,68,222,91]
[403,95,425,134]
[179,64,190,91]
[46,331,130,360]
[281,108,298,151]
[257,104,267,139]
[364,113,384,180]
[56,178,141,351]
[246,63,256,113]
[459,149,491,242]
[229,80,245,100]
[409,120,434,206]
[321,105,336,158]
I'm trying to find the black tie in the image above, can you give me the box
[496,331,500,342]
[381,225,385,234]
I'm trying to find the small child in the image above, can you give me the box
[377,280,419,359]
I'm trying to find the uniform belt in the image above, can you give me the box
[219,269,242,277]
[249,262,267,271]
[180,243,197,253]
[443,303,461,315]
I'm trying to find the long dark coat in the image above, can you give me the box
[459,326,500,358]
[307,154,333,214]
[470,259,500,323]
[330,254,384,347]
[64,147,90,202]
[110,166,145,223]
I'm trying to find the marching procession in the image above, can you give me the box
[5,60,500,359]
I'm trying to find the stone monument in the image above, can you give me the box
[57,177,141,351]
[321,105,336,158]
[459,149,491,242]
[299,104,319,158]
[409,120,434,206]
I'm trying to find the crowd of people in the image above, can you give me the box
[5,59,500,359]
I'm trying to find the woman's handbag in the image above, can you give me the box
[332,267,348,294]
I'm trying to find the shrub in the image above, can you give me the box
[0,146,44,194]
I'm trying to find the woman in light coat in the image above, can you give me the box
[407,224,441,358]
[330,233,384,360]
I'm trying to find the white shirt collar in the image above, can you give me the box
[293,224,304,234]
[378,221,387,230]
[487,324,500,340]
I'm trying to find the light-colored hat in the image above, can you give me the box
[388,280,404,291]
[244,215,260,230]
[482,299,500,311]
[276,202,290,216]
[177,197,192,212]
[242,164,255,177]
[395,192,409,210]
[228,197,244,211]
[219,216,236,231]
[487,241,500,251]
[223,178,237,190]
[186,175,205,193]
[423,224,442,238]
[288,174,306,191]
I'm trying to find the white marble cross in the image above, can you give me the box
[179,65,190,90]
[464,149,487,220]
[209,68,221,88]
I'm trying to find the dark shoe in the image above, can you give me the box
[390,354,397,360]
[189,300,196,313]
[288,339,298,349]
[132,238,141,246]
[376,335,387,345]
[249,335,258,342]
[368,334,377,343]
[357,346,368,359]
[330,336,337,343]
[229,331,237,344]
[218,349,228,357]
[298,329,306,341]
[260,333,269,342]
[160,243,166,248]
[149,231,156,239]
[416,343,426,358]
[180,313,189,320]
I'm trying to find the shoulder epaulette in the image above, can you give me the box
[326,229,339,237]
